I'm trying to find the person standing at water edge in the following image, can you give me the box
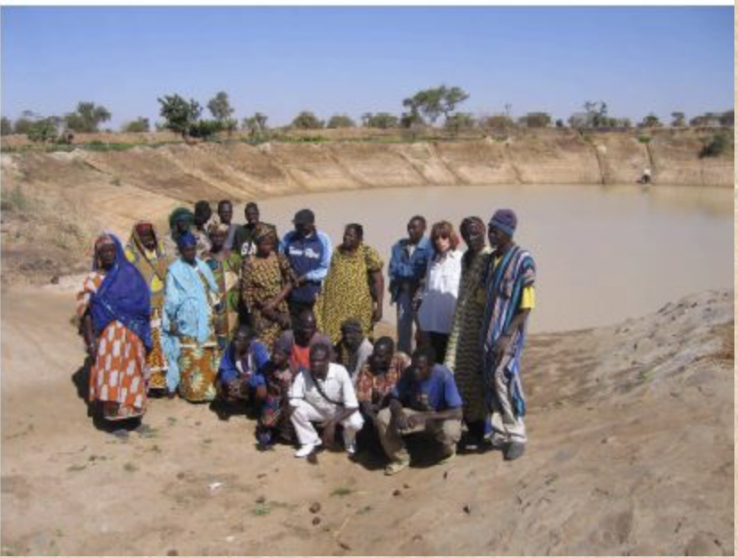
[289,342,363,458]
[282,209,332,325]
[217,200,239,250]
[389,216,432,354]
[77,233,151,423]
[416,221,463,363]
[162,231,221,402]
[125,222,171,394]
[481,209,536,461]
[315,223,384,344]
[444,217,492,448]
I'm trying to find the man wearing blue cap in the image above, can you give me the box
[480,209,536,461]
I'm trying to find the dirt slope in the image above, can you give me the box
[1,284,732,556]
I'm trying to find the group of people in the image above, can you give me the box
[77,198,536,474]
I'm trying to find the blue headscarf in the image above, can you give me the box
[177,230,197,250]
[90,233,152,350]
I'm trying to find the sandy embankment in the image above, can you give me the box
[0,282,733,556]
[0,131,734,554]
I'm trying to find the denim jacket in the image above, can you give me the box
[388,237,433,303]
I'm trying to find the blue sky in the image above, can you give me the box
[1,6,734,128]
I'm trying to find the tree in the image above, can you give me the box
[27,117,61,143]
[639,114,662,128]
[700,132,732,158]
[327,114,356,129]
[483,114,514,131]
[671,112,686,127]
[243,112,268,135]
[207,91,237,133]
[583,101,609,128]
[555,119,565,128]
[291,111,323,130]
[361,112,399,129]
[519,112,552,128]
[689,113,720,127]
[158,94,202,138]
[568,112,590,130]
[64,102,111,133]
[719,110,734,128]
[400,109,424,130]
[403,85,469,125]
[1,117,12,135]
[121,117,150,133]
[444,112,475,135]
[189,119,223,140]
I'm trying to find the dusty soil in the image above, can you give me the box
[1,283,733,556]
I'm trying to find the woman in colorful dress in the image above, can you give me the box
[77,233,151,423]
[125,221,171,394]
[241,226,295,348]
[315,223,384,344]
[443,217,492,447]
[203,222,242,350]
[162,231,221,403]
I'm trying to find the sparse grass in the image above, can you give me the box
[358,505,373,515]
[331,486,354,497]
[251,504,271,517]
[123,462,138,473]
[2,186,35,213]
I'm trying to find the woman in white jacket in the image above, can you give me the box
[416,221,463,363]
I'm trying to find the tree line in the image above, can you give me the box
[2,86,734,144]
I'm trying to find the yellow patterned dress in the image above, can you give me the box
[316,244,383,343]
[125,224,171,393]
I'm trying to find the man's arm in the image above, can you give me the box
[304,232,332,282]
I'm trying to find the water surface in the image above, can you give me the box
[242,184,733,333]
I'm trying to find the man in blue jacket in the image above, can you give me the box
[388,215,433,354]
[281,209,333,328]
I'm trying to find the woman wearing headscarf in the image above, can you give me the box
[162,231,221,402]
[315,223,384,344]
[125,221,171,393]
[164,207,195,257]
[444,217,492,447]
[76,233,152,422]
[203,222,242,349]
[240,225,296,348]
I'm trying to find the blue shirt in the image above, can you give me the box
[388,237,433,301]
[392,364,463,412]
[218,340,270,388]
[281,229,333,303]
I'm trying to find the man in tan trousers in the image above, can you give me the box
[375,346,463,475]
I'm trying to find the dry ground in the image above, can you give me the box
[1,283,733,556]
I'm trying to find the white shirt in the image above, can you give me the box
[289,363,359,415]
[418,249,463,334]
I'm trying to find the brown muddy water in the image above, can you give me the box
[244,184,733,334]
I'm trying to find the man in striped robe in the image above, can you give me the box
[480,209,536,461]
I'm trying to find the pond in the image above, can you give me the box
[242,184,734,333]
